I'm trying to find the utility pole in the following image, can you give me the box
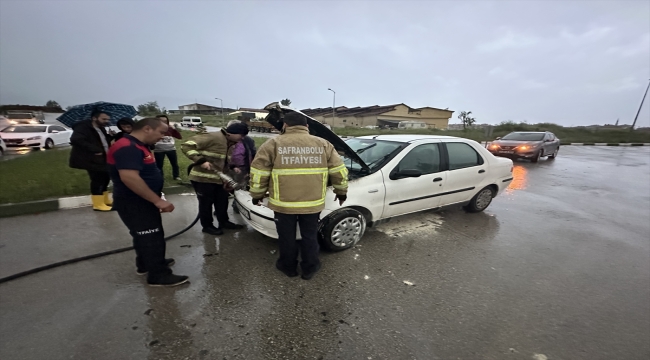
[630,79,650,131]
[215,97,224,121]
[328,88,336,126]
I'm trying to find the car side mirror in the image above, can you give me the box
[545,139,552,142]
[51,130,59,133]
[495,137,501,140]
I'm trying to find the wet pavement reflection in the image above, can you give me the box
[0,146,649,359]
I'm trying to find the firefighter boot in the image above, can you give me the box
[103,191,113,206]
[92,195,112,212]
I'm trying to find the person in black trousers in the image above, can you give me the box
[69,109,114,211]
[108,117,189,287]
[153,115,183,181]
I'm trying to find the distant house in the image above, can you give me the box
[301,104,454,129]
[168,103,236,115]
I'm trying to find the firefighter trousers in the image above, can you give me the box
[191,181,230,229]
[274,212,320,273]
[114,197,171,280]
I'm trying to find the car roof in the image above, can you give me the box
[508,131,549,133]
[355,134,464,143]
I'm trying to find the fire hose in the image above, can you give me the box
[0,161,243,285]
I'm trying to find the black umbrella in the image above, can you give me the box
[57,102,137,127]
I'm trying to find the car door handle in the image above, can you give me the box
[433,177,443,182]
[478,169,485,174]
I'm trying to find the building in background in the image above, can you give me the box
[301,104,454,129]
[168,103,236,115]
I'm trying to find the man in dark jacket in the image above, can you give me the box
[69,109,114,211]
[112,117,135,142]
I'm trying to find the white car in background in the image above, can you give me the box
[0,124,72,150]
[234,103,515,251]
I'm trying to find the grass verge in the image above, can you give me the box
[0,131,268,204]
[333,123,650,144]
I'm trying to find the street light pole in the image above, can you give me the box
[328,88,336,126]
[630,79,650,131]
[215,97,224,121]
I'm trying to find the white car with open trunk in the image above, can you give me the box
[234,103,514,251]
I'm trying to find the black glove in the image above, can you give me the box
[335,194,347,205]
[252,198,261,205]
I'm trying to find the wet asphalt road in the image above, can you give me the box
[0,146,649,360]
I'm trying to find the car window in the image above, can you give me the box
[397,143,441,175]
[53,126,66,132]
[48,127,55,133]
[446,142,484,170]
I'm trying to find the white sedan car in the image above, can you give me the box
[234,104,514,252]
[0,124,72,149]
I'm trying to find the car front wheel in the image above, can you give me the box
[44,138,54,149]
[531,150,542,163]
[319,209,366,251]
[465,186,495,213]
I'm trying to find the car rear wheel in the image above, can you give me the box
[319,209,366,251]
[548,147,559,159]
[465,186,495,213]
[45,138,54,149]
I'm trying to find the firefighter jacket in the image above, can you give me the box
[249,125,349,214]
[181,130,234,184]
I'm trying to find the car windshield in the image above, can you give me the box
[501,132,545,141]
[1,126,46,133]
[343,138,404,172]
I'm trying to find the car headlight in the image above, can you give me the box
[26,136,42,140]
[489,144,500,150]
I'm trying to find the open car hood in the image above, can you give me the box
[263,102,370,172]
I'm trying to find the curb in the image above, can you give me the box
[0,185,193,218]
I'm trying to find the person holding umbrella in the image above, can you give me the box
[69,109,114,211]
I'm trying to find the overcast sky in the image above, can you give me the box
[1,0,648,126]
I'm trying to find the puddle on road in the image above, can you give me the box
[372,211,444,237]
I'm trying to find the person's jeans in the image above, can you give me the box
[86,170,110,195]
[191,181,230,229]
[274,212,321,273]
[114,197,171,281]
[154,150,180,179]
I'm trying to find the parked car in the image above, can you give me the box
[180,116,203,127]
[488,131,560,162]
[0,137,6,156]
[5,111,45,124]
[0,124,72,149]
[234,103,514,252]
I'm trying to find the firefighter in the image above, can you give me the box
[181,123,248,235]
[108,117,188,287]
[249,111,348,280]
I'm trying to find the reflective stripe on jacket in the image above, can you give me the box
[249,126,348,214]
[181,130,233,184]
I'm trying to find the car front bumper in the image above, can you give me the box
[489,149,539,158]
[5,141,42,148]
[234,190,324,240]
